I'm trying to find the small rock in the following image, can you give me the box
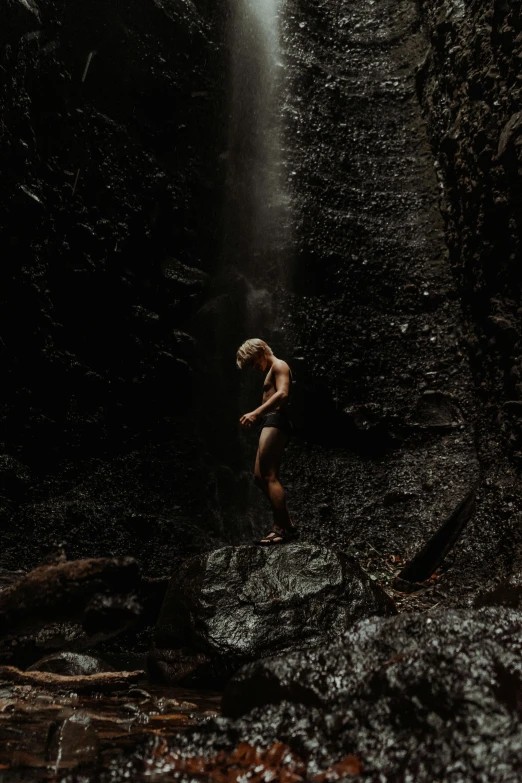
[408,391,464,429]
[46,709,98,768]
[27,652,115,676]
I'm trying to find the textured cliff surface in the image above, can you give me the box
[267,0,488,600]
[413,0,522,587]
[0,0,228,572]
[418,0,522,460]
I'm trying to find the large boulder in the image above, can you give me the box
[150,544,396,684]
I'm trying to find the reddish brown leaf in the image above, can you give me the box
[312,754,363,781]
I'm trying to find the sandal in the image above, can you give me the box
[255,526,300,546]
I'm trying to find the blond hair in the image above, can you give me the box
[236,338,272,369]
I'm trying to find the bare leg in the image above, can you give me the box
[254,448,269,499]
[254,426,294,536]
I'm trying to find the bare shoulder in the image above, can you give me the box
[273,358,291,375]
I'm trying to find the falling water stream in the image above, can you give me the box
[225,0,292,334]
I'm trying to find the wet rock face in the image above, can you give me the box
[418,0,522,458]
[223,608,522,717]
[0,0,227,572]
[151,544,396,684]
[231,0,491,600]
[153,609,522,783]
[280,0,471,412]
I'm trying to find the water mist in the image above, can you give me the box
[225,0,292,334]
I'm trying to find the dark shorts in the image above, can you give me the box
[258,410,293,436]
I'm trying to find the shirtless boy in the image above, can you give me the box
[236,338,298,545]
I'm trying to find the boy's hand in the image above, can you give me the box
[240,411,259,428]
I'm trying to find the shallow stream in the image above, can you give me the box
[0,680,221,781]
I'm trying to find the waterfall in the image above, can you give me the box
[226,0,291,334]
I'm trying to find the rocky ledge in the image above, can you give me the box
[130,606,522,783]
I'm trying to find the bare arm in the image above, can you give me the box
[253,362,290,416]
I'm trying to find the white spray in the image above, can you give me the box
[226,0,291,330]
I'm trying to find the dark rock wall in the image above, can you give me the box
[414,0,522,588]
[417,0,522,457]
[0,0,228,572]
[271,0,488,596]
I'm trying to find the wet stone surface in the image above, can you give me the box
[15,608,517,783]
[151,543,396,685]
[146,609,522,783]
[418,0,522,461]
